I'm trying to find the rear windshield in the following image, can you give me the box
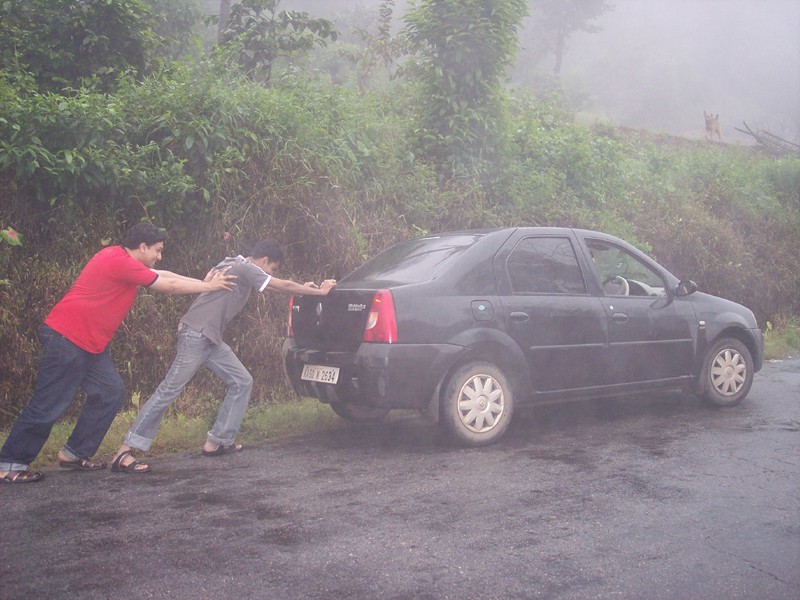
[343,235,482,284]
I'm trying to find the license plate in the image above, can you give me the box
[301,364,340,384]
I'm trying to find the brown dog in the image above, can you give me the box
[704,111,721,141]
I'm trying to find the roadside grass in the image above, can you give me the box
[763,317,800,361]
[1,396,344,470]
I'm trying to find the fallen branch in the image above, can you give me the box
[735,121,800,155]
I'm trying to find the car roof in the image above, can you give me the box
[425,227,622,242]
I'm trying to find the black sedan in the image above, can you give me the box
[282,228,764,446]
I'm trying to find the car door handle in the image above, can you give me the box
[612,312,629,323]
[510,312,530,322]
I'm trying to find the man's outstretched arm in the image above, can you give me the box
[267,278,336,296]
[148,269,237,296]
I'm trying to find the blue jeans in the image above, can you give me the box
[0,325,125,471]
[124,325,253,452]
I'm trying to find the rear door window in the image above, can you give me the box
[506,237,587,295]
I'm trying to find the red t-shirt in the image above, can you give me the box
[45,246,159,353]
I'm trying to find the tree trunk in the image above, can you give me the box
[553,29,565,76]
[218,0,232,43]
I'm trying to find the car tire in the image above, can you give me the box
[699,337,754,407]
[439,362,514,446]
[330,402,390,422]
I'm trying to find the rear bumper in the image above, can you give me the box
[282,339,465,410]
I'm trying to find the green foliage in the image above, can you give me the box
[763,317,800,360]
[499,94,627,210]
[0,72,126,211]
[218,0,338,83]
[0,71,196,223]
[345,0,408,93]
[1,227,21,246]
[0,0,157,92]
[404,0,528,179]
[144,0,205,61]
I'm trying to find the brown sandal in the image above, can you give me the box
[111,451,150,474]
[1,470,44,483]
[59,457,106,471]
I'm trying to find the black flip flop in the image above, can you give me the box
[111,450,151,474]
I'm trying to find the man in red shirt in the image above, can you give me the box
[0,223,236,483]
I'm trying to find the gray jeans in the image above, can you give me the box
[124,325,253,451]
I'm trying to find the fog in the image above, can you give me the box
[524,0,800,143]
[288,0,800,144]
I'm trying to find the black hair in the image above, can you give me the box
[121,223,168,249]
[250,239,284,262]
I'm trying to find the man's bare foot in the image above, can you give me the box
[201,442,243,456]
[57,452,106,470]
[57,451,70,463]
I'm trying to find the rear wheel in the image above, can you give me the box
[439,362,514,446]
[699,338,754,407]
[330,402,390,422]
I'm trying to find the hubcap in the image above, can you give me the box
[457,374,504,433]
[710,348,746,396]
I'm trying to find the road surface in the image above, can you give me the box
[2,358,799,599]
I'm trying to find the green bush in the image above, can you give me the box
[0,0,156,93]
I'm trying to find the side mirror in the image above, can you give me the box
[674,280,698,296]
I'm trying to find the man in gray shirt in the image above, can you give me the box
[111,239,335,473]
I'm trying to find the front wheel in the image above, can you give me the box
[699,338,754,407]
[330,402,390,422]
[439,362,514,446]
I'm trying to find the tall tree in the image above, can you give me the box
[218,0,337,83]
[144,0,204,60]
[527,0,612,76]
[347,0,408,93]
[404,0,527,179]
[218,0,233,44]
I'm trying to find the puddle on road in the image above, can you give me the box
[521,448,591,466]
[260,523,307,547]
[171,490,228,508]
[251,505,293,521]
[606,470,691,502]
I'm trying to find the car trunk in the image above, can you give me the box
[290,289,378,351]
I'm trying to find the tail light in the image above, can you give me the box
[363,289,398,343]
[287,295,295,337]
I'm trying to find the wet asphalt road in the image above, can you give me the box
[2,358,799,600]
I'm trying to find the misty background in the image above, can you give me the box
[280,0,800,144]
[544,0,800,143]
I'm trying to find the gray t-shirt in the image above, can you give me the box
[179,255,271,345]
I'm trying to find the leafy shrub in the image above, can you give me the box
[0,0,156,93]
[404,0,528,179]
